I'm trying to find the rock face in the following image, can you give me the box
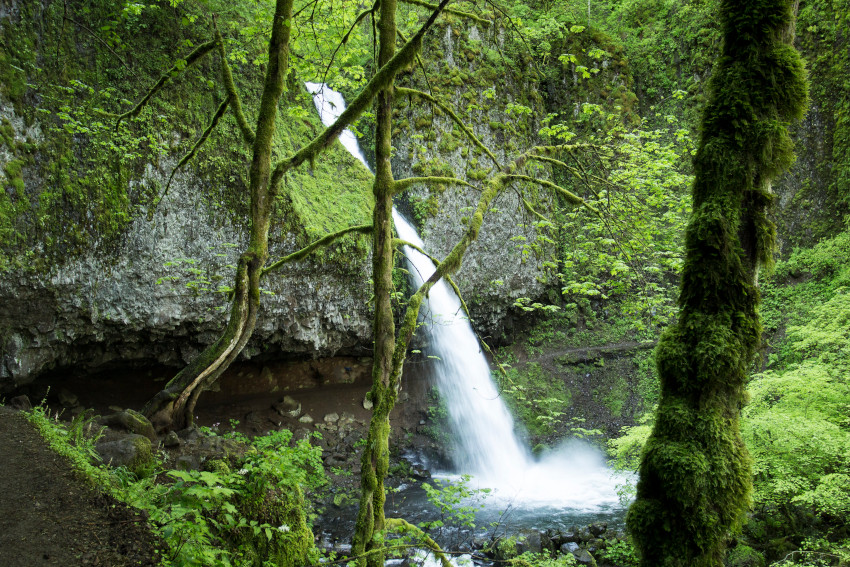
[390,24,551,338]
[0,155,373,392]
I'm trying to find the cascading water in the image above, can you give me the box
[306,82,626,516]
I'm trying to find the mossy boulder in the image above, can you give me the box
[229,479,313,567]
[95,434,154,476]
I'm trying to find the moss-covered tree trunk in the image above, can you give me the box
[352,0,398,564]
[142,0,294,430]
[626,0,808,565]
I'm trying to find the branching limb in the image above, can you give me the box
[262,224,372,276]
[397,29,434,95]
[393,238,440,265]
[398,0,491,24]
[521,196,549,222]
[321,0,381,85]
[395,87,501,169]
[271,0,450,191]
[503,174,600,216]
[269,0,452,191]
[213,17,255,146]
[160,96,230,200]
[385,518,453,567]
[115,40,217,129]
[393,176,472,195]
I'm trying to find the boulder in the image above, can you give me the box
[560,542,579,554]
[273,396,301,418]
[99,409,157,442]
[573,549,597,566]
[57,388,79,408]
[163,431,181,447]
[9,395,31,410]
[96,434,153,474]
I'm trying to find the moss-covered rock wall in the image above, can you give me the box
[0,0,375,391]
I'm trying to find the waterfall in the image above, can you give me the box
[306,82,624,511]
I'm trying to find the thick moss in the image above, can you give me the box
[626,0,808,565]
[0,0,373,274]
[229,478,313,567]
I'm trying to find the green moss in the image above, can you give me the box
[0,0,374,273]
[627,0,808,564]
[230,481,313,567]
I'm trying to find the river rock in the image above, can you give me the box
[57,388,79,408]
[323,412,340,423]
[588,523,607,537]
[274,395,301,418]
[163,431,181,447]
[573,549,597,566]
[516,531,543,554]
[560,542,579,554]
[299,414,314,424]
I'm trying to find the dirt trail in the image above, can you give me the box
[0,406,161,567]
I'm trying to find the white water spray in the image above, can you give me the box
[306,82,626,512]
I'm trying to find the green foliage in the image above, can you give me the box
[25,405,111,486]
[599,540,640,567]
[117,428,324,567]
[553,113,693,336]
[420,475,490,546]
[509,551,577,567]
[744,236,850,524]
[500,361,572,439]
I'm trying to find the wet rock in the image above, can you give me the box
[560,531,580,543]
[177,426,201,441]
[299,414,314,424]
[560,542,579,554]
[163,431,181,447]
[588,523,607,537]
[96,434,153,474]
[9,394,31,410]
[273,395,301,418]
[363,395,373,410]
[323,412,340,423]
[58,388,78,408]
[175,454,201,471]
[516,531,543,554]
[99,409,157,442]
[573,549,596,566]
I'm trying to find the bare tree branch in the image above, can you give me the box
[161,95,231,201]
[214,16,256,146]
[399,0,491,24]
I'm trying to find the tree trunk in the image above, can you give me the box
[142,0,294,430]
[352,0,398,563]
[626,0,808,565]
